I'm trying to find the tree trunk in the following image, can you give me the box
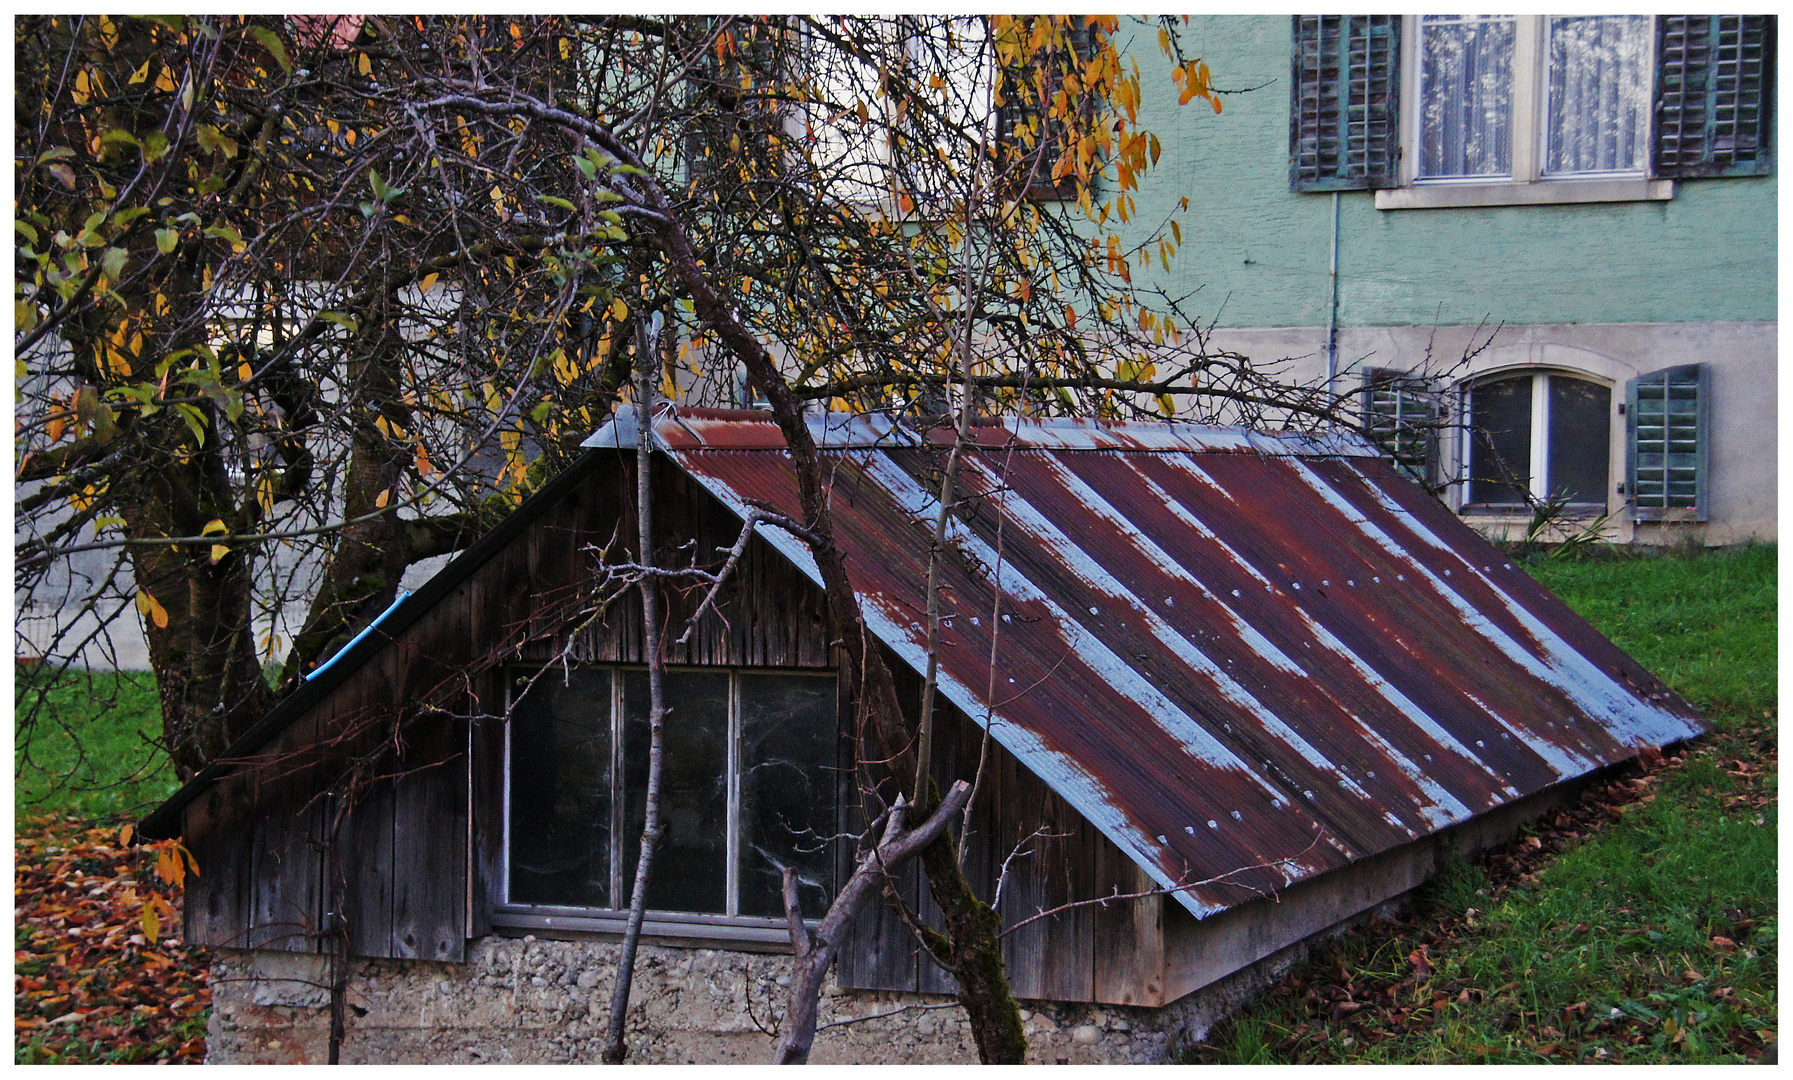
[602,321,668,1065]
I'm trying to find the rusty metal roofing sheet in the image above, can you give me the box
[585,409,1706,918]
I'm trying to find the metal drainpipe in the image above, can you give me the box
[1325,190,1341,416]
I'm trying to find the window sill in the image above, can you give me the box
[1375,178,1675,210]
[493,905,811,948]
[1458,504,1610,519]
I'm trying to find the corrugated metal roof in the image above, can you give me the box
[588,408,1706,918]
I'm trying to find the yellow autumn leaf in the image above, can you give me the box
[210,544,230,564]
[201,518,227,535]
[375,488,390,509]
[419,272,440,294]
[141,899,160,944]
[238,362,253,382]
[136,589,169,629]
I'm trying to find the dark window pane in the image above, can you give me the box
[1545,376,1612,504]
[622,669,730,914]
[737,672,839,919]
[508,669,612,906]
[1468,375,1533,504]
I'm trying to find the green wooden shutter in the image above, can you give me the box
[1360,367,1437,484]
[1626,364,1709,521]
[1290,15,1401,191]
[1654,15,1775,178]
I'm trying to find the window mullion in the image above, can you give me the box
[1530,373,1552,501]
[501,682,514,904]
[1512,15,1543,183]
[610,667,623,909]
[726,671,741,917]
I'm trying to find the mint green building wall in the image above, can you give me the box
[1125,15,1777,330]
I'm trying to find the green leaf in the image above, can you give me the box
[36,147,76,164]
[142,131,170,162]
[112,206,151,226]
[575,154,596,180]
[318,310,359,334]
[536,195,576,212]
[16,221,39,244]
[101,246,128,282]
[174,402,208,446]
[247,25,292,72]
[203,224,245,246]
[99,129,142,150]
[368,169,390,202]
[156,228,178,254]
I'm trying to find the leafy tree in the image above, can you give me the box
[16,14,1326,1064]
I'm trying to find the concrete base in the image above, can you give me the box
[205,927,1345,1065]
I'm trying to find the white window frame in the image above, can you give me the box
[1457,369,1615,513]
[495,663,837,945]
[1379,15,1676,210]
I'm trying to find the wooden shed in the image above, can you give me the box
[141,409,1705,1010]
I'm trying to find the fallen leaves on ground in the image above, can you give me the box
[15,815,210,1064]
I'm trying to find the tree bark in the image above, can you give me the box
[776,781,973,1065]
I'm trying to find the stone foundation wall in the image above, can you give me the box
[205,931,1314,1065]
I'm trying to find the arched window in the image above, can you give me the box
[1465,370,1611,507]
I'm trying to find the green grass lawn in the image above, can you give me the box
[14,669,179,822]
[1194,542,1777,1064]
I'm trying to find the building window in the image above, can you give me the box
[504,665,839,921]
[1290,15,1774,202]
[1416,15,1653,184]
[1464,371,1611,509]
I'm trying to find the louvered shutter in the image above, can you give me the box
[1654,15,1775,177]
[1290,15,1402,191]
[1626,364,1709,521]
[1360,367,1438,484]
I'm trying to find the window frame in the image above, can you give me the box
[495,662,841,944]
[1457,368,1616,514]
[1379,14,1676,209]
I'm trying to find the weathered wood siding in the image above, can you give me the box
[183,454,829,961]
[837,661,1167,1007]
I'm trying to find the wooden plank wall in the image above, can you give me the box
[184,453,831,962]
[836,693,1168,1006]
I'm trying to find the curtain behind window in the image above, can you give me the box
[1419,15,1515,179]
[1546,15,1652,175]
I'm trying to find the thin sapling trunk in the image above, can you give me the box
[602,320,668,1065]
